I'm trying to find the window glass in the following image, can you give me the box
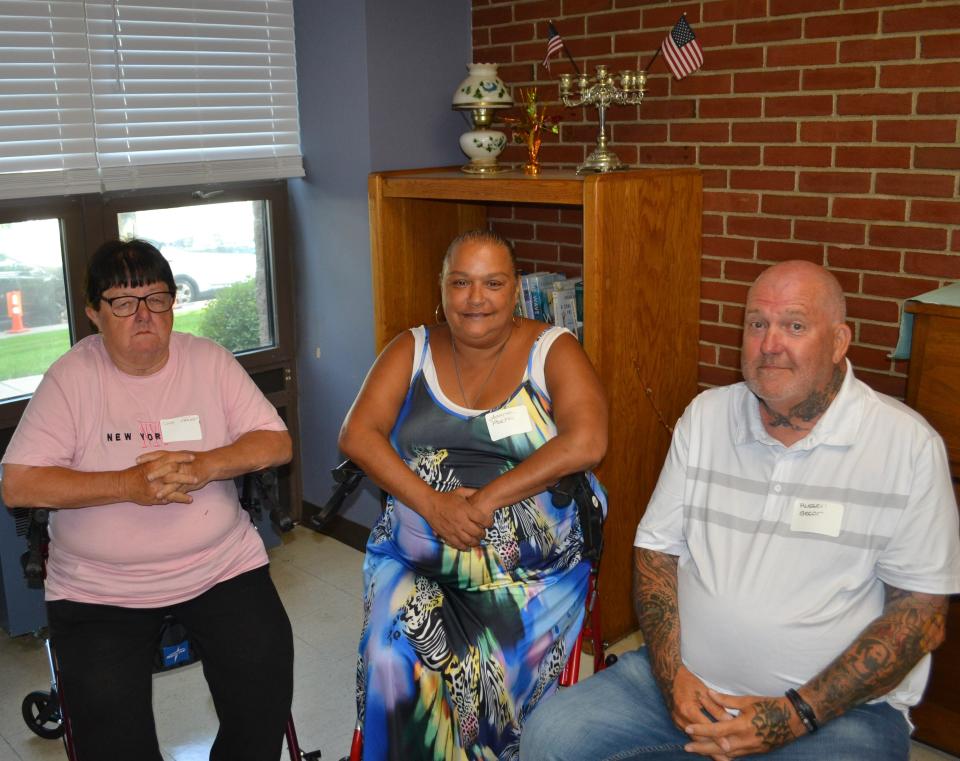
[117,201,275,354]
[0,219,70,401]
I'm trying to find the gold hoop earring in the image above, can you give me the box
[435,303,445,324]
[513,314,521,327]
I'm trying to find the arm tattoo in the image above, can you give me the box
[803,584,948,724]
[750,699,796,749]
[633,548,681,709]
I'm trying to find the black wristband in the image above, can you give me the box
[785,688,819,734]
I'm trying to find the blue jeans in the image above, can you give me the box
[520,648,911,761]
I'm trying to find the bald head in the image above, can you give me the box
[748,261,846,325]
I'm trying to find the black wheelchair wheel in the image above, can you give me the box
[22,690,64,740]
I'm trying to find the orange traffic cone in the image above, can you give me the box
[6,290,28,333]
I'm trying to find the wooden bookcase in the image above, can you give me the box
[368,166,702,641]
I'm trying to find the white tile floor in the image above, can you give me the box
[0,526,956,760]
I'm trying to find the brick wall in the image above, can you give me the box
[472,0,960,396]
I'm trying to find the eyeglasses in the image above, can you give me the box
[101,290,175,317]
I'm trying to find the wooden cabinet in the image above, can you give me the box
[368,167,702,641]
[904,300,960,756]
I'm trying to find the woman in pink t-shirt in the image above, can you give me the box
[2,239,294,761]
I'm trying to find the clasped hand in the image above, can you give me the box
[126,450,210,506]
[425,487,494,551]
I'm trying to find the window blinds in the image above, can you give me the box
[0,0,303,200]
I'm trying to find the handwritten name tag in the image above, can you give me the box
[160,415,202,443]
[485,406,533,441]
[790,499,844,538]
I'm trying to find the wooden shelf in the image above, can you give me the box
[368,166,702,641]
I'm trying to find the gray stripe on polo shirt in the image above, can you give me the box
[685,505,890,550]
[686,467,909,510]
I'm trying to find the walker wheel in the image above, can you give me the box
[22,690,64,739]
[604,653,619,667]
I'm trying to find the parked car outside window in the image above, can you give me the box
[160,245,257,304]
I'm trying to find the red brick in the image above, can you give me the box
[770,0,839,15]
[702,235,756,259]
[700,96,763,119]
[472,45,513,64]
[796,219,866,245]
[697,23,736,49]
[538,144,585,163]
[586,10,642,34]
[537,17,584,37]
[735,70,801,94]
[486,204,514,220]
[869,225,947,251]
[513,0,562,21]
[559,208,583,225]
[638,145,696,164]
[767,41,837,68]
[847,344,895,371]
[765,95,833,117]
[492,221,536,240]
[915,147,960,170]
[837,93,912,115]
[701,323,743,346]
[761,194,828,217]
[732,122,797,143]
[730,169,796,191]
[706,46,765,71]
[473,28,490,46]
[515,241,561,261]
[641,99,697,119]
[473,5,513,25]
[642,6,703,27]
[537,224,583,245]
[918,91,960,114]
[840,36,916,62]
[672,73,734,96]
[803,66,876,91]
[701,302,721,321]
[836,146,911,169]
[910,200,960,225]
[725,260,770,282]
[883,6,960,34]
[846,296,900,322]
[610,123,669,142]
[875,172,956,199]
[805,11,879,39]
[702,280,751,304]
[827,246,902,272]
[833,197,906,222]
[704,191,760,213]
[563,0,612,13]
[514,206,560,222]
[877,119,958,144]
[883,62,960,89]
[798,170,870,194]
[703,0,767,22]
[699,146,762,166]
[855,369,906,399]
[904,252,960,279]
[764,145,832,167]
[858,323,900,347]
[497,63,535,82]
[727,215,793,239]
[922,33,960,60]
[718,346,742,367]
[862,273,940,298]
[800,120,872,143]
[757,240,824,263]
[953,229,960,253]
[702,257,723,278]
[736,18,802,43]
[832,268,861,294]
[723,304,745,325]
[834,0,918,7]
[702,214,724,236]
[700,343,719,364]
[491,23,536,44]
[701,169,730,189]
[698,364,742,387]
[672,122,731,142]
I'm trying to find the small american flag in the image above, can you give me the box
[661,15,704,80]
[543,22,564,71]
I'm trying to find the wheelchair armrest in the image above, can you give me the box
[308,460,366,532]
[548,472,605,562]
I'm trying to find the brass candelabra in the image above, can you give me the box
[559,65,646,174]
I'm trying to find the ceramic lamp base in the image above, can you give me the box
[459,128,510,174]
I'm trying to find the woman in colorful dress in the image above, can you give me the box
[339,229,608,760]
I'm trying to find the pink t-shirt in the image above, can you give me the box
[2,332,287,607]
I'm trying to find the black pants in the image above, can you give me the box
[47,565,294,761]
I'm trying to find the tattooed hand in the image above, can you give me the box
[683,691,804,759]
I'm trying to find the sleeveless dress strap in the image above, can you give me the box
[526,326,574,401]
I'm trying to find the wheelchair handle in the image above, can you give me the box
[308,460,365,531]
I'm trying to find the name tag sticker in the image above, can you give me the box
[790,499,844,538]
[160,415,202,443]
[485,406,533,442]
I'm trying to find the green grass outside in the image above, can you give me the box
[0,307,209,382]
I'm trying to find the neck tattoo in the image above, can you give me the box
[450,329,512,409]
[760,364,845,430]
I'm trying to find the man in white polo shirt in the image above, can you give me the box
[521,260,960,761]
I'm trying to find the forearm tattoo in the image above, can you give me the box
[804,585,948,724]
[633,548,681,708]
[761,364,844,430]
[750,699,796,749]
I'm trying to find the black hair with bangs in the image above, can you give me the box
[85,239,176,308]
